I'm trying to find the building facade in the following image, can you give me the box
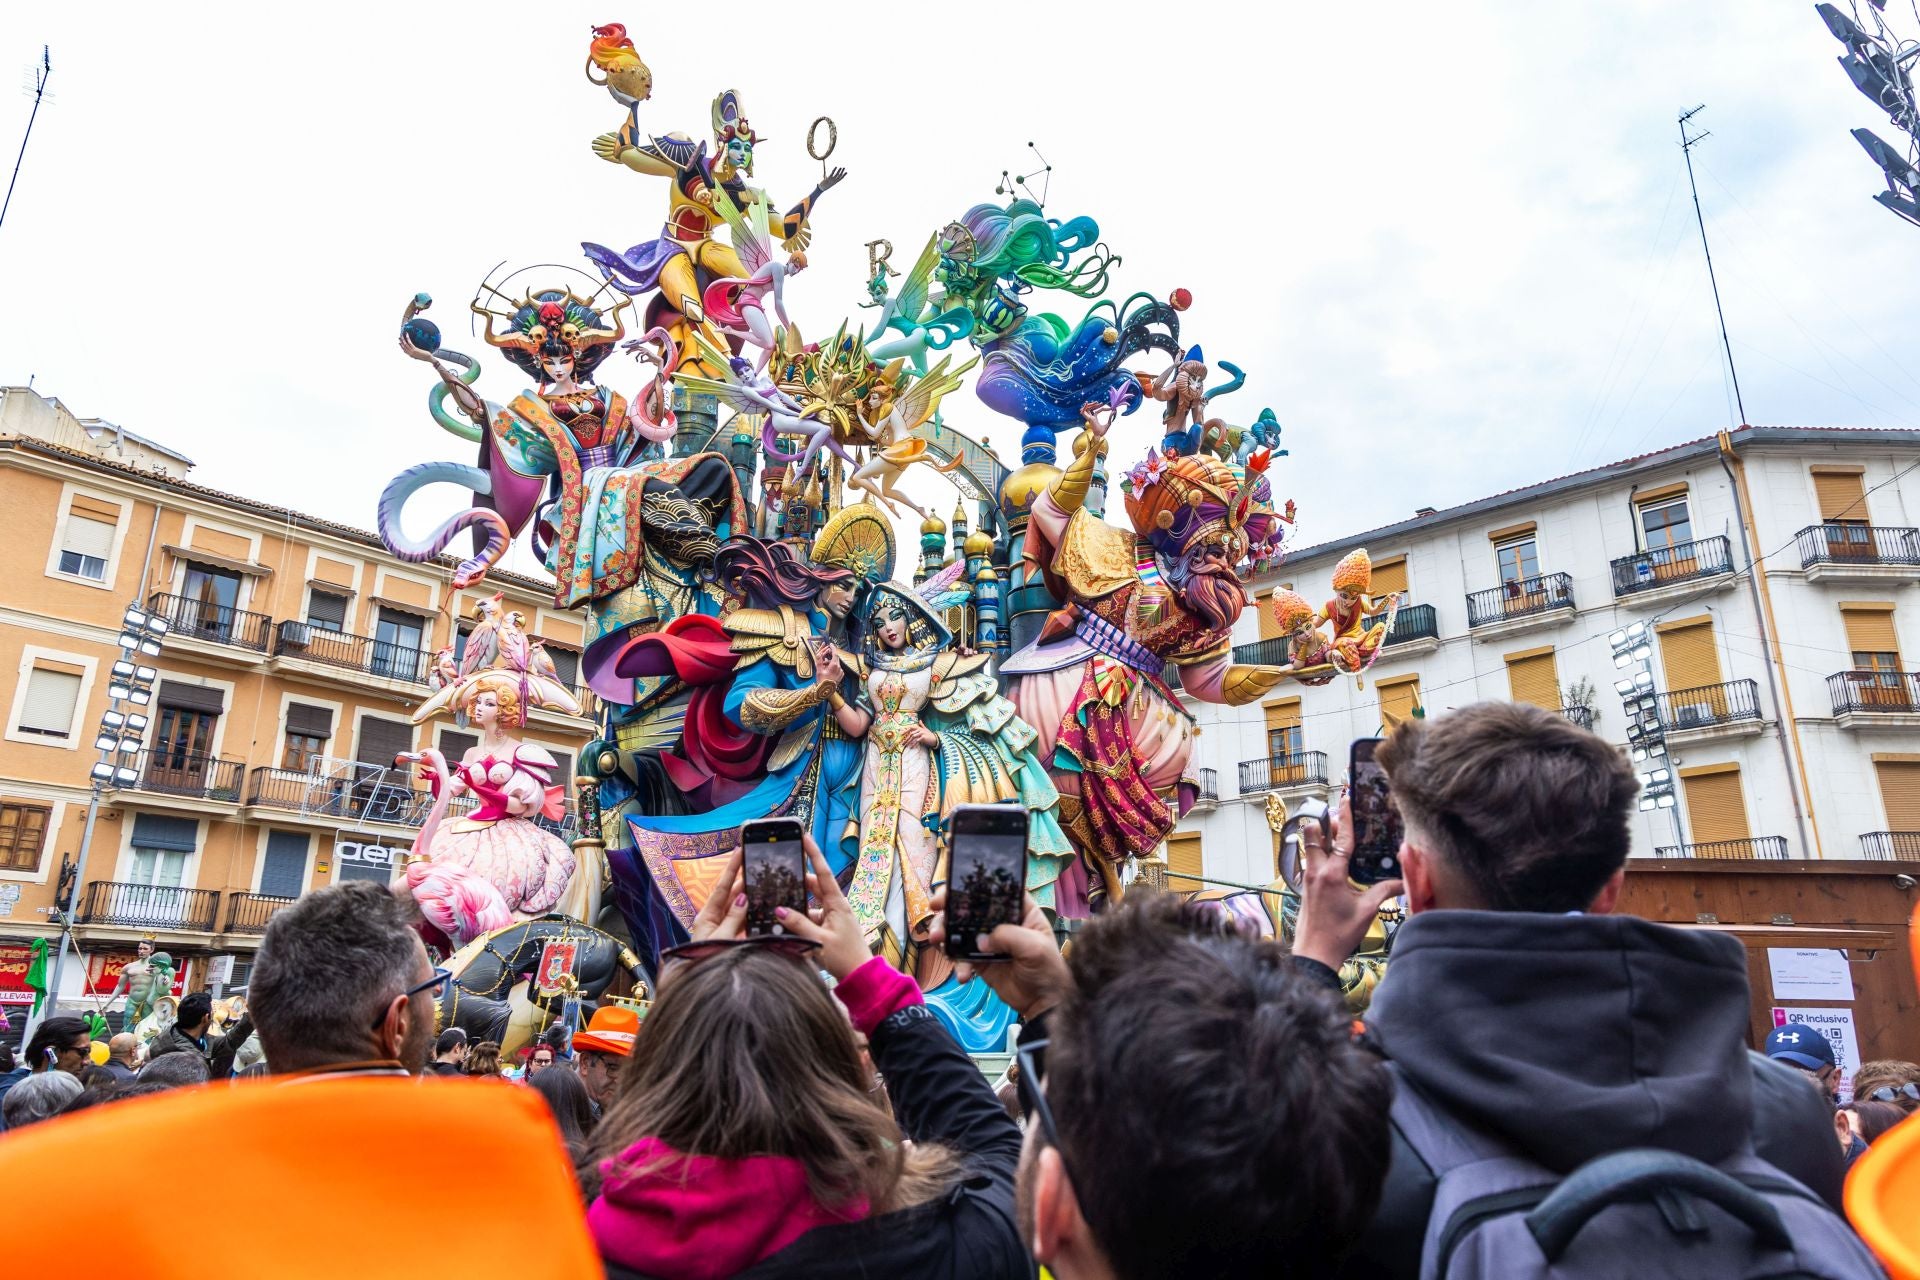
[1167,426,1920,894]
[0,387,596,1029]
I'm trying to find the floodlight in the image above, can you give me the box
[94,732,119,753]
[1608,628,1628,649]
[1626,723,1645,742]
[134,665,158,683]
[102,710,126,730]
[1855,128,1920,190]
[1841,50,1912,119]
[1638,796,1657,812]
[138,637,162,657]
[116,631,140,651]
[1656,793,1677,809]
[1874,188,1920,225]
[1614,651,1632,669]
[1624,622,1648,642]
[128,687,153,707]
[1614,677,1636,695]
[144,615,170,637]
[107,682,130,702]
[123,605,150,630]
[111,659,135,680]
[89,761,115,784]
[1632,670,1655,691]
[113,765,139,786]
[126,713,149,733]
[1631,644,1652,662]
[1647,740,1667,759]
[1646,767,1671,786]
[1818,2,1876,52]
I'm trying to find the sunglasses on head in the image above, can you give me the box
[659,935,822,967]
[1867,1082,1920,1103]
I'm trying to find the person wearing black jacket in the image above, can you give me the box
[147,991,253,1081]
[1287,703,1851,1279]
[586,838,1027,1280]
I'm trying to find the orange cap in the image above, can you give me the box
[572,1003,641,1057]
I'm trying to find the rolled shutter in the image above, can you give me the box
[1874,761,1920,832]
[158,680,225,714]
[62,515,115,559]
[439,730,478,763]
[1813,469,1868,523]
[355,716,412,767]
[20,669,81,733]
[1842,607,1900,658]
[306,591,349,630]
[1165,833,1205,893]
[69,495,121,523]
[549,751,574,795]
[285,703,333,738]
[1255,592,1282,641]
[130,813,199,853]
[545,645,581,687]
[1681,768,1751,847]
[1379,678,1422,728]
[1658,620,1724,692]
[259,831,309,898]
[1504,648,1560,709]
[1263,697,1301,759]
[1371,556,1409,596]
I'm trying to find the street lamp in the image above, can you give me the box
[29,611,165,1037]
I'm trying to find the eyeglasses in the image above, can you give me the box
[369,967,452,1031]
[1015,1037,1061,1149]
[1867,1082,1920,1103]
[659,935,822,967]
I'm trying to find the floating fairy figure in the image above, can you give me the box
[847,354,978,518]
[700,188,806,371]
[863,230,975,375]
[674,336,856,472]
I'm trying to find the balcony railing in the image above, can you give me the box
[1795,523,1920,569]
[225,891,298,934]
[148,591,271,652]
[117,749,245,803]
[272,620,431,684]
[1238,751,1329,794]
[1385,603,1439,646]
[1860,832,1920,861]
[77,880,220,931]
[1466,573,1575,628]
[1828,670,1920,715]
[1655,679,1763,731]
[246,766,434,827]
[1653,837,1790,861]
[1610,535,1733,597]
[1195,768,1219,802]
[1561,704,1596,731]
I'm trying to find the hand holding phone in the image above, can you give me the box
[1346,738,1404,886]
[943,805,1030,961]
[740,817,808,937]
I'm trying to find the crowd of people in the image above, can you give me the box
[0,701,1914,1277]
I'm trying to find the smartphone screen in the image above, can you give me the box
[740,817,808,937]
[1347,738,1404,885]
[944,804,1030,960]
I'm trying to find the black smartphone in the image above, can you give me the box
[944,804,1030,960]
[1347,738,1404,885]
[740,817,808,937]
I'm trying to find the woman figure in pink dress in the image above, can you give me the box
[402,672,578,949]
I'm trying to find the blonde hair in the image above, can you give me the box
[462,673,524,728]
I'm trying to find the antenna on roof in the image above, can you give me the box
[1,45,50,233]
[1678,106,1748,428]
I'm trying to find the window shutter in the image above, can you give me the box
[0,803,50,872]
[439,730,478,763]
[1875,761,1920,832]
[259,831,310,898]
[1165,833,1205,893]
[158,680,225,714]
[1681,768,1751,847]
[1658,620,1724,692]
[355,716,412,768]
[1263,698,1302,735]
[307,591,348,630]
[285,703,333,738]
[1370,556,1409,596]
[62,514,115,560]
[1379,677,1422,728]
[1813,469,1868,523]
[545,645,581,687]
[1842,607,1900,658]
[20,668,82,734]
[1254,592,1282,641]
[130,813,199,853]
[1504,648,1561,709]
[69,495,121,523]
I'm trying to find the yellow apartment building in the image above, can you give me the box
[0,387,596,1028]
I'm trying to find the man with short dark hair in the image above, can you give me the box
[428,1028,469,1077]
[148,990,252,1079]
[249,881,440,1077]
[1293,702,1851,1277]
[21,1016,91,1078]
[138,1050,211,1089]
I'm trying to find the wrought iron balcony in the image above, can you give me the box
[1610,536,1733,597]
[272,620,431,684]
[1653,837,1790,861]
[1466,573,1575,628]
[1195,768,1219,802]
[77,880,220,931]
[245,766,434,827]
[225,891,298,934]
[114,749,245,803]
[1795,523,1920,569]
[1654,679,1763,732]
[1860,832,1920,861]
[1238,751,1329,794]
[1561,704,1596,730]
[1828,670,1920,715]
[147,591,271,652]
[1386,603,1439,646]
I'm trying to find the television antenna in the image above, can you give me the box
[1,45,51,232]
[1678,106,1748,427]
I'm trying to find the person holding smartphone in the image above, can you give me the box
[584,834,1028,1280]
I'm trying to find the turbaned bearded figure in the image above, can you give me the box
[1003,401,1287,911]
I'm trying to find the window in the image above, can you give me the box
[1263,698,1302,766]
[58,516,115,582]
[1166,833,1205,894]
[283,703,333,773]
[544,644,581,689]
[18,667,82,738]
[439,730,478,765]
[1378,676,1422,729]
[182,563,243,640]
[454,619,474,666]
[1495,537,1540,586]
[1639,496,1693,551]
[1842,604,1906,706]
[1370,556,1409,597]
[1814,468,1872,558]
[129,813,198,923]
[1504,646,1561,710]
[372,607,425,678]
[0,802,51,872]
[259,830,310,899]
[306,590,348,633]
[1875,758,1920,834]
[1679,765,1751,850]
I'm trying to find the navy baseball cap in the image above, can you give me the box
[1765,1023,1837,1072]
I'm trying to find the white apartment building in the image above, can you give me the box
[1167,426,1920,893]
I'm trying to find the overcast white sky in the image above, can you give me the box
[4,2,1919,580]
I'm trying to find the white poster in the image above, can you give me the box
[1766,947,1855,1001]
[1772,1006,1862,1095]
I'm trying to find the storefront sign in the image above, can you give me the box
[334,834,405,884]
[84,949,192,999]
[1766,947,1855,1001]
[0,943,37,1006]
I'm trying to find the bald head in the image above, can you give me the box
[107,1034,136,1065]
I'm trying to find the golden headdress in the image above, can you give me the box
[810,500,896,585]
